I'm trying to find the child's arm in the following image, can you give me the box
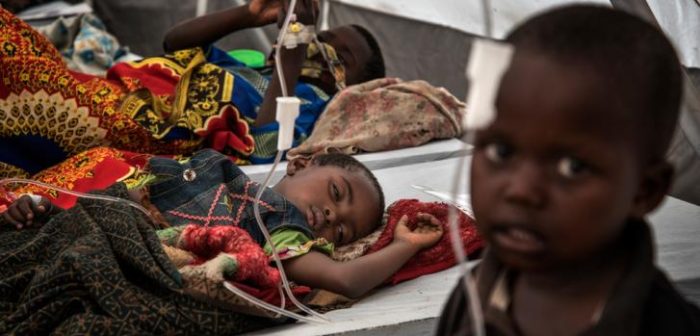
[283,213,444,299]
[163,0,282,52]
[164,0,318,128]
[2,195,59,229]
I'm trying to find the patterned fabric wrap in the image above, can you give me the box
[337,199,483,285]
[208,46,331,163]
[158,225,281,289]
[0,8,254,177]
[0,183,272,335]
[286,77,465,159]
[0,146,154,209]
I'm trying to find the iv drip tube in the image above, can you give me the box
[0,178,151,218]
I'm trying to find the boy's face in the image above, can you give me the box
[274,161,381,246]
[471,51,655,272]
[317,26,372,86]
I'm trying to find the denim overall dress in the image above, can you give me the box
[146,149,313,246]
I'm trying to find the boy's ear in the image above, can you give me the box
[630,161,674,218]
[286,156,312,176]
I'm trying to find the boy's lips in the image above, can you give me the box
[492,226,546,254]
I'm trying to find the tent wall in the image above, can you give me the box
[327,1,475,98]
[92,0,276,57]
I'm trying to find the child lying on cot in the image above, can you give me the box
[3,149,443,299]
[437,5,700,335]
[162,0,385,162]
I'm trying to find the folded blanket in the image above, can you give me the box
[287,78,465,159]
[0,183,274,335]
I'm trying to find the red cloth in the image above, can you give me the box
[366,199,483,285]
[180,225,281,289]
[177,225,311,306]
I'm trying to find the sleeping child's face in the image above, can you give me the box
[274,158,382,246]
[470,50,661,272]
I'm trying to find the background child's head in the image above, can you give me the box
[305,25,385,93]
[470,5,682,271]
[274,153,385,246]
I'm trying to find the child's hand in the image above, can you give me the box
[1,194,52,229]
[248,0,284,27]
[277,0,319,27]
[393,213,444,250]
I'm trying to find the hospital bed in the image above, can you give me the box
[250,155,700,336]
[240,138,471,183]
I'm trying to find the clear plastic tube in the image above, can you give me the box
[0,178,151,218]
[274,0,299,98]
[223,281,321,323]
[447,136,485,336]
[249,150,329,323]
[241,0,329,323]
[0,178,319,322]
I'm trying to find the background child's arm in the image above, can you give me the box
[283,214,443,298]
[163,0,282,52]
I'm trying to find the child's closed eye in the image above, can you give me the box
[332,183,341,202]
[337,225,344,244]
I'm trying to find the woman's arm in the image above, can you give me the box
[163,0,282,52]
[283,214,444,298]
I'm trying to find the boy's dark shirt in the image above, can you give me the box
[436,220,700,335]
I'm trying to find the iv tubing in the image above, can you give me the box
[239,0,330,323]
[448,135,485,336]
[250,150,329,323]
[274,0,299,98]
[0,178,315,322]
[0,178,151,219]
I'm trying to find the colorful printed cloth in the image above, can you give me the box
[0,183,272,334]
[206,46,331,163]
[0,7,253,177]
[287,77,465,159]
[0,8,330,179]
[0,146,154,209]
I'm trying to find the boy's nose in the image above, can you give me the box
[504,161,546,209]
[323,207,337,226]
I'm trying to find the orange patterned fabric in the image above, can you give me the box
[0,8,254,178]
[2,147,152,209]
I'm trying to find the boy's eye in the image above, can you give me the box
[484,143,512,163]
[332,184,341,201]
[557,157,587,178]
[337,225,344,244]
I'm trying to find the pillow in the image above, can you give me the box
[333,199,483,285]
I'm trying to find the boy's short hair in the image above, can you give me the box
[505,5,682,161]
[311,152,385,225]
[350,24,386,82]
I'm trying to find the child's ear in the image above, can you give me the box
[630,161,674,218]
[286,156,312,176]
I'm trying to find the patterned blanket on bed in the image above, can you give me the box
[0,183,275,335]
[0,8,254,178]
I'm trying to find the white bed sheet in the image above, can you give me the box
[250,156,700,335]
[240,138,470,184]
